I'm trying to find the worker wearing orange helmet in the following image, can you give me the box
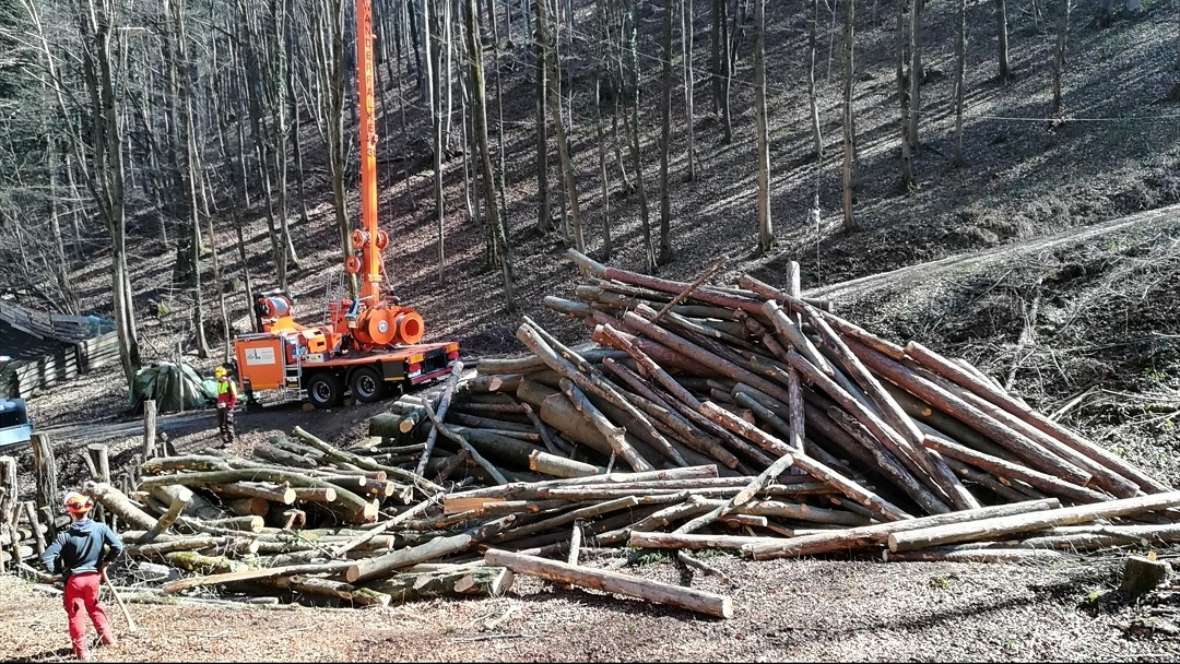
[214,366,239,444]
[40,492,124,661]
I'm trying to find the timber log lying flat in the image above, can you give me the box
[7,251,1175,620]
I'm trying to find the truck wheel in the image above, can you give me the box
[346,365,384,403]
[350,367,385,404]
[306,373,344,409]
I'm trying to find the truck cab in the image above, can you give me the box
[0,398,32,451]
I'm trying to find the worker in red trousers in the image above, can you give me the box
[40,492,124,661]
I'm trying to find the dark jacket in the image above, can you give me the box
[40,518,124,577]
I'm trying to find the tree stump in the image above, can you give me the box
[1120,556,1171,597]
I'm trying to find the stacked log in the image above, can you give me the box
[14,251,1175,619]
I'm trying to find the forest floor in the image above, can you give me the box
[3,555,1180,662]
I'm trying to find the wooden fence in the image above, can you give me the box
[0,300,120,400]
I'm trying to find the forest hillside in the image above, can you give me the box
[0,0,1177,422]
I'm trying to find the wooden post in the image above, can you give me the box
[29,434,59,538]
[0,461,13,576]
[143,399,158,459]
[87,444,112,525]
[0,489,6,575]
[0,456,15,513]
[5,492,20,571]
[22,502,47,556]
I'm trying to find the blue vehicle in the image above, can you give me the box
[0,398,32,450]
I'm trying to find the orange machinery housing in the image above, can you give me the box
[234,294,459,409]
[232,0,459,409]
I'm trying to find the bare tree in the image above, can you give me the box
[464,0,515,306]
[719,0,733,143]
[897,0,914,191]
[682,0,698,179]
[265,0,299,274]
[659,0,675,264]
[534,0,552,233]
[754,0,772,253]
[808,0,823,159]
[907,0,922,147]
[68,0,142,387]
[313,0,358,296]
[595,76,613,259]
[540,0,583,250]
[1052,0,1071,115]
[626,0,655,271]
[842,0,857,230]
[711,0,723,115]
[954,0,967,165]
[168,0,210,357]
[426,0,446,277]
[996,0,1010,81]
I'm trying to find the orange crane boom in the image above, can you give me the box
[356,0,382,303]
[229,0,459,410]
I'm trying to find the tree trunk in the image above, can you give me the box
[72,0,141,389]
[897,0,914,192]
[711,0,722,114]
[659,0,676,264]
[595,77,613,259]
[268,0,298,276]
[753,0,772,253]
[841,0,857,229]
[314,0,357,297]
[1051,0,1071,115]
[954,0,967,165]
[720,0,733,143]
[170,0,210,359]
[682,0,697,180]
[907,0,922,147]
[485,548,734,618]
[426,0,446,278]
[808,0,823,159]
[746,498,1061,559]
[996,0,1010,81]
[888,491,1180,552]
[627,0,656,272]
[534,0,552,233]
[541,0,584,251]
[489,0,512,271]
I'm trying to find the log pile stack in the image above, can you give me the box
[18,249,1178,618]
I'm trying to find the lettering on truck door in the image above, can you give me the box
[245,346,277,366]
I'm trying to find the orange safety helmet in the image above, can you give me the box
[64,491,94,514]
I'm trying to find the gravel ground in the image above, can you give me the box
[2,556,1178,662]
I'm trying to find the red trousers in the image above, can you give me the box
[63,572,114,659]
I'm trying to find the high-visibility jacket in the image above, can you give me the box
[217,378,239,408]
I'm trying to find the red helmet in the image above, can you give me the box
[64,492,94,514]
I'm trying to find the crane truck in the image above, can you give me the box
[231,0,459,409]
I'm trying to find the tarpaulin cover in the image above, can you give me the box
[130,362,217,412]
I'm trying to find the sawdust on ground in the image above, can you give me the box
[2,556,1177,662]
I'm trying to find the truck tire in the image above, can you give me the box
[306,373,344,409]
[350,367,384,404]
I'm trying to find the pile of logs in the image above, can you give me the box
[11,249,1179,619]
